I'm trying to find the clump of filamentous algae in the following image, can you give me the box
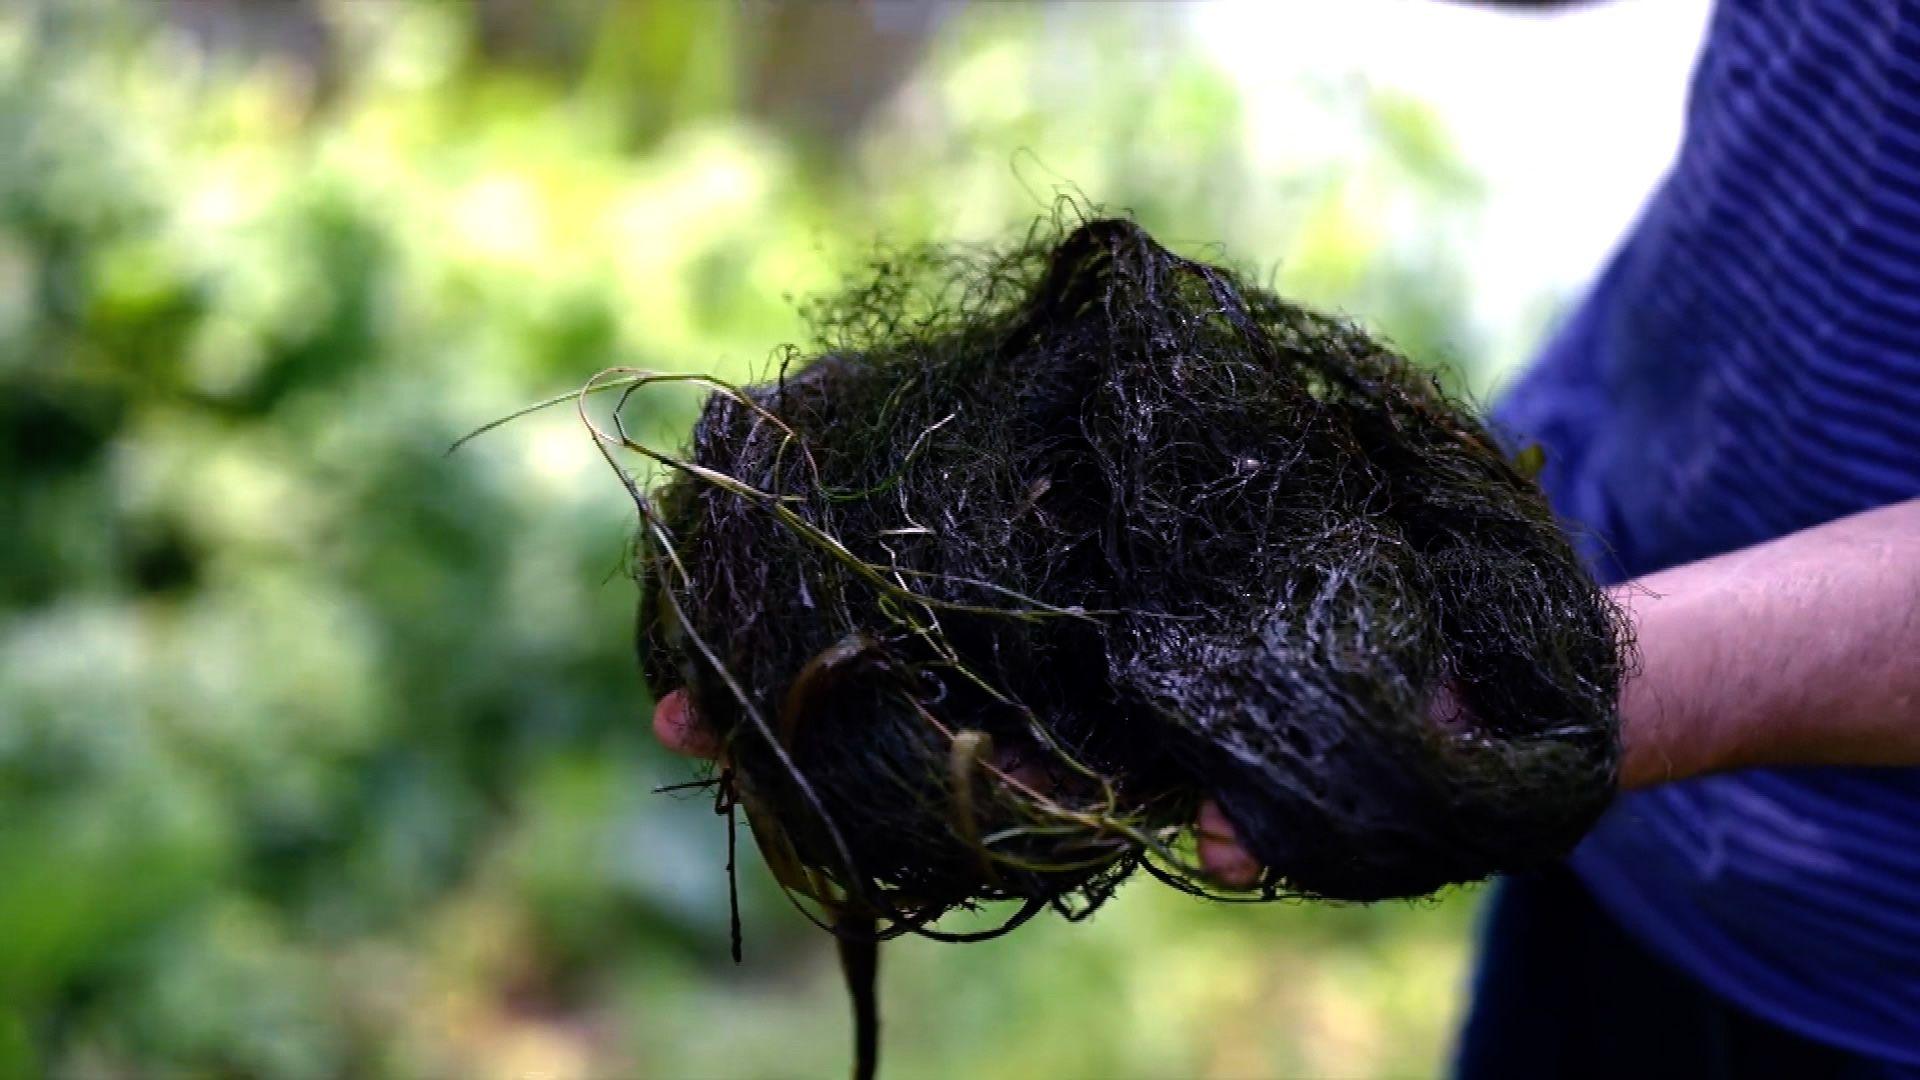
[618,216,1623,1078]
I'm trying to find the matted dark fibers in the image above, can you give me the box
[627,216,1625,1073]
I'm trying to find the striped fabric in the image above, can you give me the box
[1493,0,1920,1063]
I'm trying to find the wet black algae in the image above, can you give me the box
[639,216,1626,936]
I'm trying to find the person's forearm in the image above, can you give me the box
[1614,498,1920,789]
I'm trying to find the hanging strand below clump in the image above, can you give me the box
[835,911,880,1080]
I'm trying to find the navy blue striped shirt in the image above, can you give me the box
[1496,0,1920,1062]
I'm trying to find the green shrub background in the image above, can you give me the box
[0,3,1540,1075]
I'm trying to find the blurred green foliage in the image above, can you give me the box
[1,2,1504,1076]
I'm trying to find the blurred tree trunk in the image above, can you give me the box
[155,0,957,152]
[163,0,337,99]
[740,0,953,146]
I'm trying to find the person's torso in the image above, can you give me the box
[1495,0,1920,1061]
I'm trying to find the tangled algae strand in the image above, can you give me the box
[620,217,1625,1075]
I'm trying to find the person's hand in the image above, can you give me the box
[1193,797,1262,889]
[653,688,723,760]
[650,689,1264,889]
